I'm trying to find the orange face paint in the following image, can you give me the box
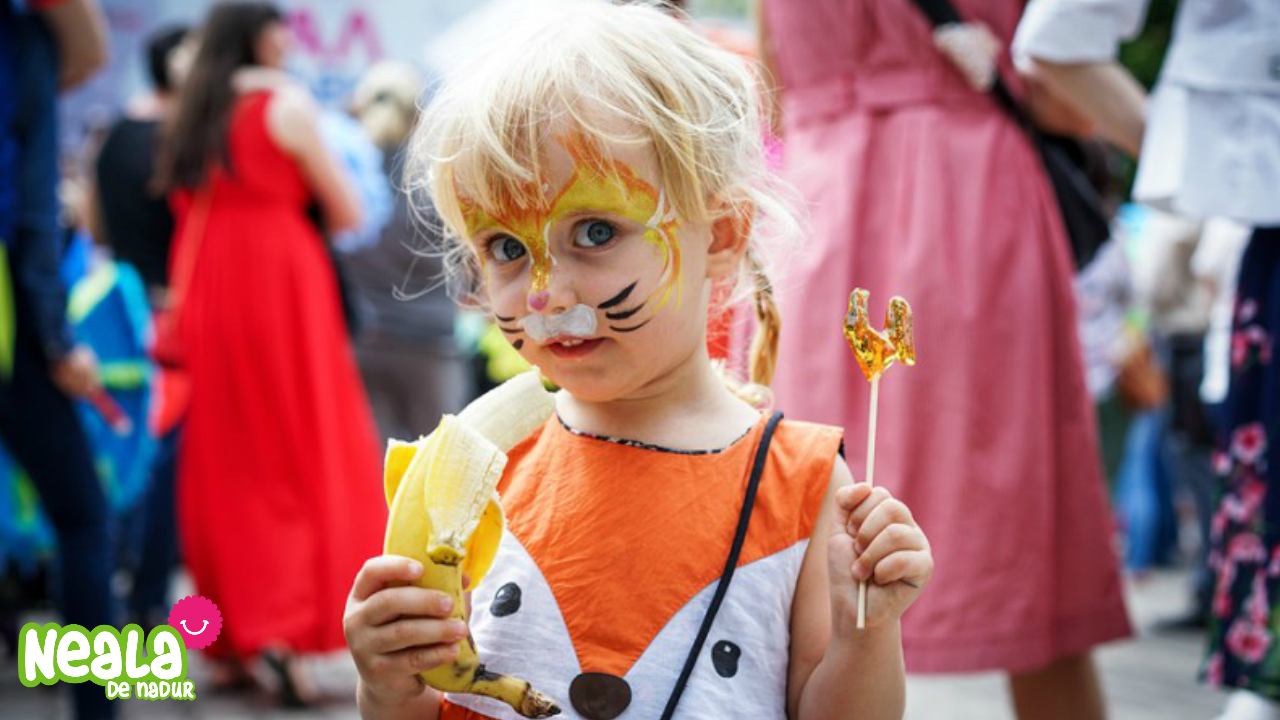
[461,131,683,314]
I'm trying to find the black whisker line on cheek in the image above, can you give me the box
[494,313,517,323]
[498,326,522,335]
[512,339,524,350]
[597,281,638,310]
[604,303,645,321]
[609,318,653,333]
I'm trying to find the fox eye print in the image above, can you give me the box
[491,582,522,617]
[711,640,741,678]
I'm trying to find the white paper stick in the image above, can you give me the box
[857,375,880,630]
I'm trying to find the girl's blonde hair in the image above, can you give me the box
[405,0,800,395]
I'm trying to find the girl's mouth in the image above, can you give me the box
[546,337,605,358]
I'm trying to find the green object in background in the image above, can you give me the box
[1096,393,1133,490]
[0,243,13,380]
[478,322,533,384]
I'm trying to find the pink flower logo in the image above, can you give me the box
[1229,533,1268,564]
[1248,575,1271,623]
[168,596,223,650]
[1232,424,1268,466]
[1227,617,1272,664]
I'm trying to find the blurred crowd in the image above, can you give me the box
[0,1,1276,719]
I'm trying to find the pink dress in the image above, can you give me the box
[765,0,1131,673]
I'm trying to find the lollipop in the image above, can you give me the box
[842,288,915,629]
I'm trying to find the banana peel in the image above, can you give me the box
[382,371,559,718]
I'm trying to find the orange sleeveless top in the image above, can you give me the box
[442,413,843,720]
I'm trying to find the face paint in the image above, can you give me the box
[520,303,598,343]
[461,130,683,317]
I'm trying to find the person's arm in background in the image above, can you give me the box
[753,1,784,139]
[266,84,364,234]
[36,0,108,91]
[13,9,99,396]
[1013,0,1151,158]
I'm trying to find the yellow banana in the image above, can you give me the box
[383,371,559,718]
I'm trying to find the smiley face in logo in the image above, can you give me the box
[167,596,223,650]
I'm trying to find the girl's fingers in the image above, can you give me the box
[361,586,456,627]
[852,523,928,581]
[383,642,463,675]
[869,549,933,588]
[366,618,469,654]
[834,482,873,512]
[843,486,892,535]
[853,498,915,552]
[351,556,423,601]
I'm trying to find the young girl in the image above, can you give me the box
[344,3,933,719]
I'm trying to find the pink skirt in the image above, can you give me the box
[772,85,1132,673]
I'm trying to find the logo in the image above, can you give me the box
[16,596,222,701]
[17,623,195,700]
[168,596,222,650]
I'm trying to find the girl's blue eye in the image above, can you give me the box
[573,220,616,248]
[489,236,528,264]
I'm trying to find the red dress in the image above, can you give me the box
[172,92,385,659]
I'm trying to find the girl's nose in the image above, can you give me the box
[527,267,576,314]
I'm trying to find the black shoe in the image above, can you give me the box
[259,649,316,709]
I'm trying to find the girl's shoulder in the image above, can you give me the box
[753,417,845,544]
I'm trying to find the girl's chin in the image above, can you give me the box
[538,368,631,404]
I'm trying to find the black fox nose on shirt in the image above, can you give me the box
[569,672,631,719]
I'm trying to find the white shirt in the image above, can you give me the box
[1014,0,1280,227]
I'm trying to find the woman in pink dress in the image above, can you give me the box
[761,1,1131,717]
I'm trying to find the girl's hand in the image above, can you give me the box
[343,556,469,708]
[829,483,932,632]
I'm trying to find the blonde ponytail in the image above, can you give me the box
[747,250,781,388]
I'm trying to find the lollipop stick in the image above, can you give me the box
[857,375,880,630]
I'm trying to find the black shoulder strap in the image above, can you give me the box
[660,410,784,720]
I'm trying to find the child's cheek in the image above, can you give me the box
[487,270,529,318]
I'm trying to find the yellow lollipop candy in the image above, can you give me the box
[843,289,915,382]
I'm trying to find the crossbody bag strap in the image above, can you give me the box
[659,410,785,720]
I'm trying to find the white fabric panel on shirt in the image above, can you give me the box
[448,531,808,719]
[448,532,581,720]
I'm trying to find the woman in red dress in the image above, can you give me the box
[155,2,385,704]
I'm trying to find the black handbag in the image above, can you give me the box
[907,0,1111,270]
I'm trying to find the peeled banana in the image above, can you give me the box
[383,370,559,718]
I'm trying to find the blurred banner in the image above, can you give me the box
[59,0,483,148]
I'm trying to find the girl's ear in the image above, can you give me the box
[706,203,753,281]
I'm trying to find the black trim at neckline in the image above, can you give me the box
[554,413,760,456]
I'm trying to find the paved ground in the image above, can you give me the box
[1,568,1228,719]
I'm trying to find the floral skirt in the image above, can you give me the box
[1206,227,1280,696]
